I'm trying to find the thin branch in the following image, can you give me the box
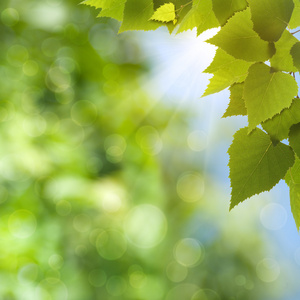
[291,29,300,35]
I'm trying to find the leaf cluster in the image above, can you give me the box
[83,0,300,231]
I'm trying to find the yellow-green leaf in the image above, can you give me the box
[285,156,300,231]
[244,63,298,132]
[150,3,176,23]
[229,127,295,209]
[207,8,275,62]
[223,83,247,118]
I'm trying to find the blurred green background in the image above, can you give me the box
[0,0,294,299]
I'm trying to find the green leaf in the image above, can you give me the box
[243,63,298,132]
[207,8,275,62]
[81,0,101,8]
[82,0,126,21]
[204,48,251,74]
[202,49,251,96]
[270,30,298,72]
[289,0,300,29]
[212,0,248,26]
[289,123,300,158]
[177,0,219,35]
[150,3,176,23]
[229,127,295,209]
[153,0,192,33]
[248,0,294,42]
[262,98,300,142]
[291,42,300,71]
[285,157,300,231]
[223,83,247,118]
[98,0,127,20]
[119,0,160,32]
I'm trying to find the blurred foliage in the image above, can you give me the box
[0,0,289,299]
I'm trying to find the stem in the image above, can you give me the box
[291,29,300,35]
[175,0,193,15]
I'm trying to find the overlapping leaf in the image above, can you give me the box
[223,83,247,118]
[285,157,300,231]
[229,127,295,209]
[289,123,300,158]
[119,0,160,32]
[153,0,192,33]
[291,42,300,71]
[207,8,276,62]
[262,98,300,142]
[177,0,219,35]
[243,63,298,132]
[212,0,248,26]
[270,30,298,72]
[248,0,294,42]
[82,0,101,8]
[289,0,300,29]
[82,0,126,21]
[202,49,251,96]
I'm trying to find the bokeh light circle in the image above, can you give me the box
[176,172,205,202]
[56,200,72,216]
[129,266,147,289]
[7,45,28,66]
[260,203,287,230]
[71,100,98,126]
[8,209,37,239]
[1,8,19,26]
[124,204,167,248]
[166,283,199,300]
[88,269,107,287]
[174,238,204,267]
[73,214,91,233]
[23,60,39,76]
[166,261,188,282]
[104,134,127,163]
[35,279,68,300]
[96,229,127,260]
[49,254,64,270]
[256,258,280,282]
[192,289,221,300]
[106,276,127,296]
[46,67,71,93]
[136,126,162,155]
[17,263,39,285]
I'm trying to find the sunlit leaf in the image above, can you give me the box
[289,0,300,29]
[223,83,247,118]
[202,49,251,96]
[229,127,295,209]
[248,0,294,42]
[270,30,298,72]
[119,0,160,32]
[262,98,300,142]
[291,42,300,71]
[177,0,219,35]
[207,8,275,62]
[289,123,300,158]
[150,3,176,23]
[212,0,248,26]
[285,157,300,231]
[244,63,298,131]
